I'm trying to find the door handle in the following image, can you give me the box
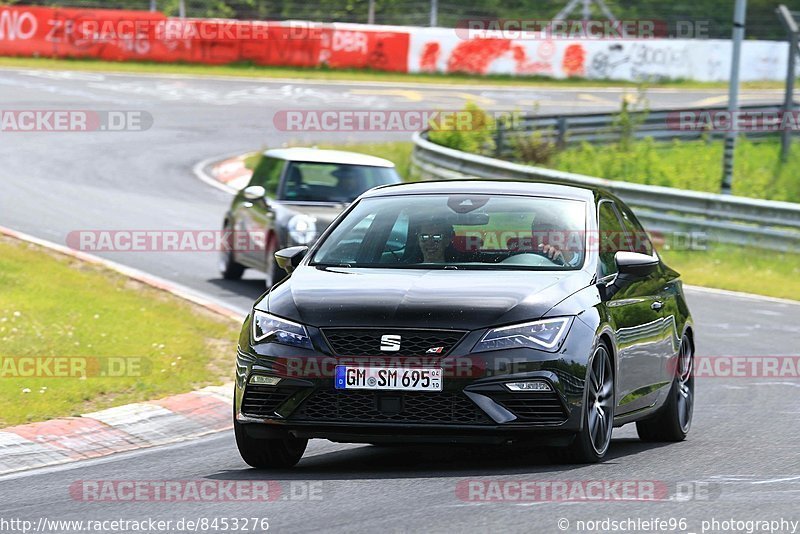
[651,301,664,311]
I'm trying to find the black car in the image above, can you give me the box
[219,148,401,287]
[233,180,695,467]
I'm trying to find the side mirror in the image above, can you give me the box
[275,246,308,274]
[243,185,266,201]
[598,251,659,300]
[615,251,659,279]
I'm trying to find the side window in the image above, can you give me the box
[597,201,624,277]
[317,213,377,264]
[249,157,283,197]
[618,207,654,255]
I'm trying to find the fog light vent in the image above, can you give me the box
[505,380,552,392]
[249,375,281,386]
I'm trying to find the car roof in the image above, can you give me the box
[263,147,395,168]
[361,180,601,202]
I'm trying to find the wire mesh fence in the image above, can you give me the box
[4,0,796,39]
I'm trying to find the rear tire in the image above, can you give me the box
[636,334,694,442]
[234,419,307,469]
[220,221,245,280]
[551,342,614,464]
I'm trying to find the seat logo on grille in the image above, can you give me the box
[379,334,401,351]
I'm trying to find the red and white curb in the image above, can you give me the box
[192,151,256,195]
[0,385,233,475]
[0,226,245,476]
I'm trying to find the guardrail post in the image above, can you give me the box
[721,0,747,195]
[556,117,568,148]
[494,121,505,158]
[777,5,799,162]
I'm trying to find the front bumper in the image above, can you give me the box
[233,316,596,444]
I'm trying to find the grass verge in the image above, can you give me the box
[0,235,240,427]
[545,137,800,203]
[660,244,800,301]
[0,56,791,90]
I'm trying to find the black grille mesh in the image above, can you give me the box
[322,328,466,357]
[489,392,568,423]
[292,390,491,425]
[241,385,296,417]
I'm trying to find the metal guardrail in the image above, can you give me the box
[411,131,800,252]
[492,104,799,158]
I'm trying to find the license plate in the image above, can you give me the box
[334,366,443,391]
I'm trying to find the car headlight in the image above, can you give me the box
[288,214,317,245]
[473,317,573,353]
[252,311,313,350]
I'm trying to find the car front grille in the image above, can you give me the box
[321,328,467,357]
[489,392,569,424]
[241,385,296,417]
[291,390,492,425]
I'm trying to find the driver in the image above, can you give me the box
[418,217,454,263]
[531,211,581,267]
[333,167,364,201]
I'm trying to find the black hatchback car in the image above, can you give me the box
[233,180,695,467]
[220,148,401,287]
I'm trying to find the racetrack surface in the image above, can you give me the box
[0,68,798,533]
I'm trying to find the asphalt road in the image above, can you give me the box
[0,68,798,534]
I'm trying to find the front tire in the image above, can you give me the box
[234,419,307,469]
[636,334,694,442]
[220,221,245,280]
[552,342,614,464]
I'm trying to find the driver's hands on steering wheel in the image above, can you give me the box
[538,243,572,266]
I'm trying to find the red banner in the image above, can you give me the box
[0,6,409,72]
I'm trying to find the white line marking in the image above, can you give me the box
[685,285,800,306]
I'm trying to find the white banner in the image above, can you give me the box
[407,26,792,82]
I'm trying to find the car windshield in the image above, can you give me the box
[312,194,587,270]
[282,162,400,203]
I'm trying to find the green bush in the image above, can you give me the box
[512,130,558,165]
[427,102,496,156]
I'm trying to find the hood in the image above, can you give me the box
[260,266,592,330]
[282,203,346,230]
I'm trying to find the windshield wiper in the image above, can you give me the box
[312,262,352,268]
